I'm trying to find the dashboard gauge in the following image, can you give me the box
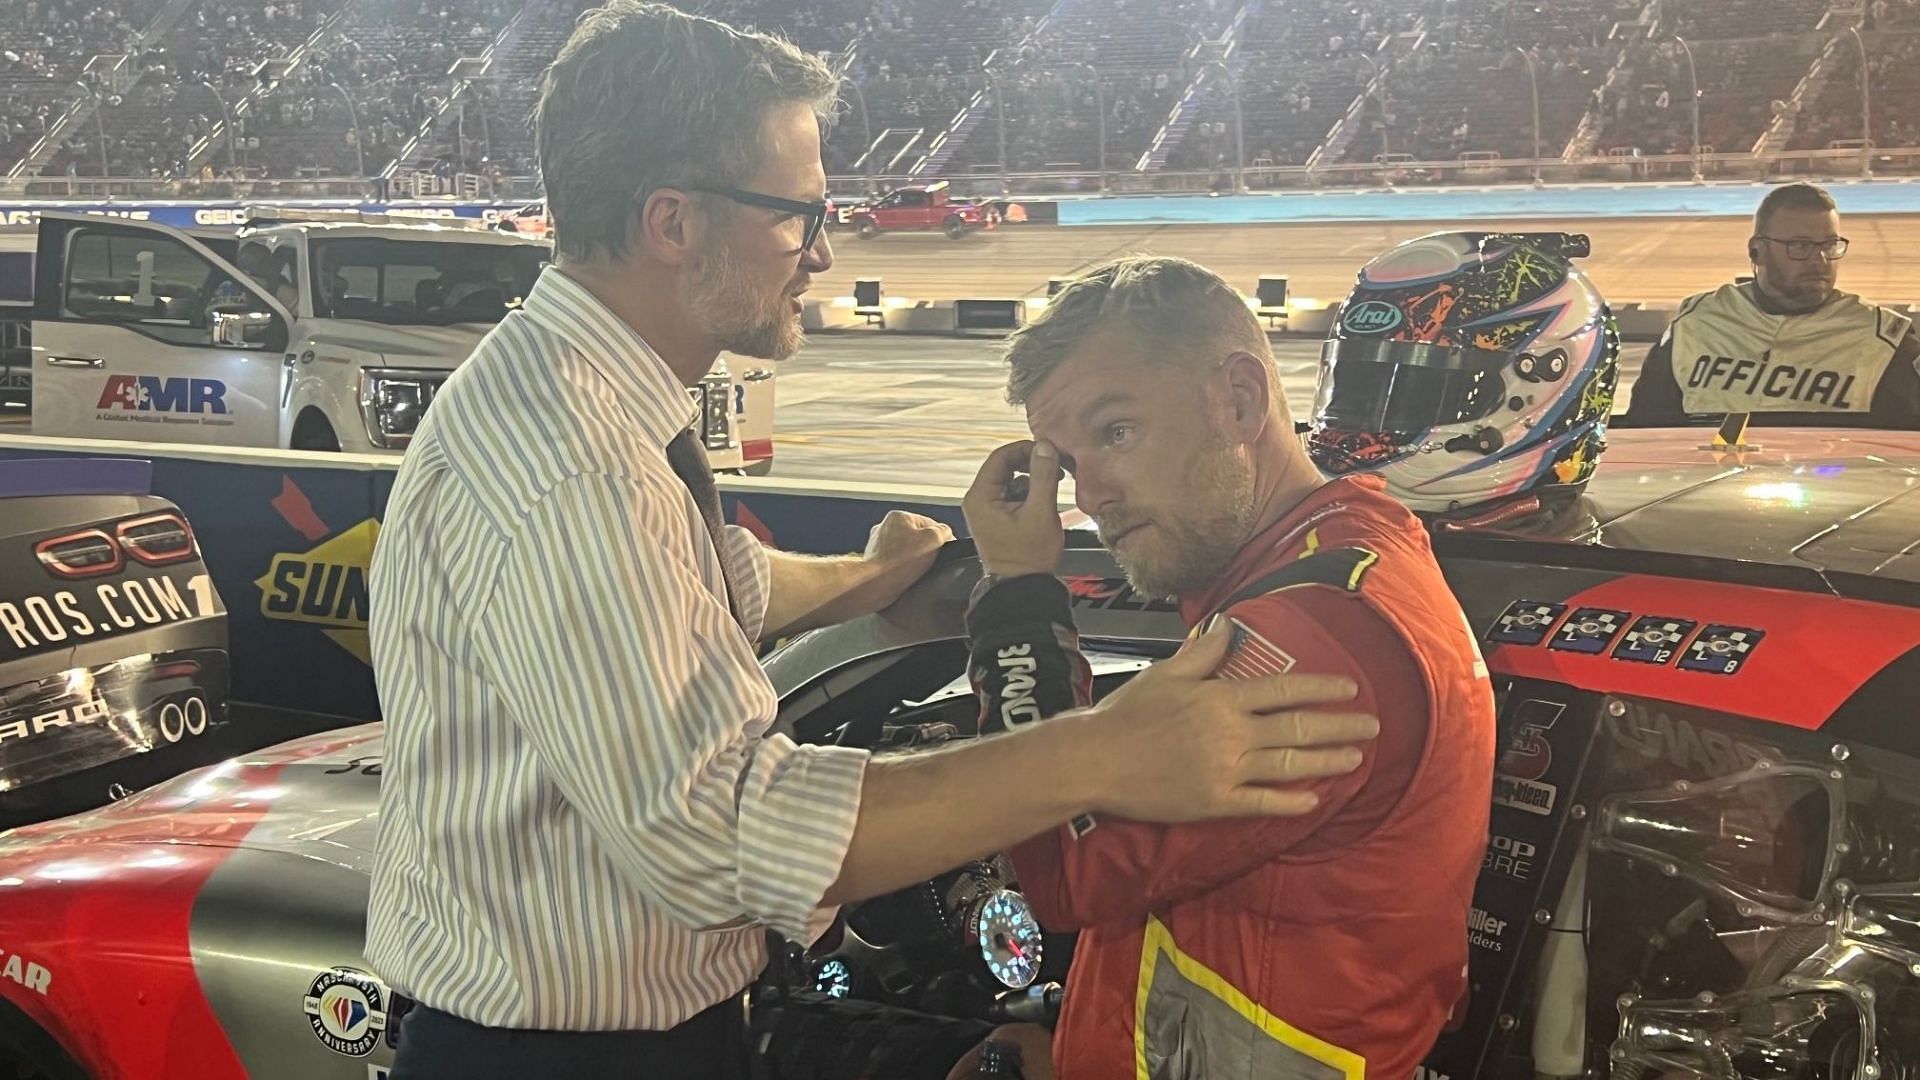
[973,889,1044,990]
[814,958,853,998]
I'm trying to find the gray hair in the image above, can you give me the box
[1004,255,1272,405]
[534,1,840,262]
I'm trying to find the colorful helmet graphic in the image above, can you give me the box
[1307,231,1620,515]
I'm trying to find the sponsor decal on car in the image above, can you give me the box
[0,572,216,655]
[0,946,52,995]
[1605,702,1778,777]
[0,693,111,747]
[1491,774,1557,816]
[1466,907,1507,953]
[1677,625,1765,675]
[1482,834,1536,884]
[1486,600,1564,647]
[304,967,389,1057]
[1548,607,1629,654]
[1612,616,1697,665]
[94,375,234,427]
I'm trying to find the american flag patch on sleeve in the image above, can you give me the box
[1216,618,1297,680]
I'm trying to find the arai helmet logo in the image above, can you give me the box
[1341,300,1404,335]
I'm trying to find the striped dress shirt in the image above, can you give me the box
[364,267,870,1031]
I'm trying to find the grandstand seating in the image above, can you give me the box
[1592,35,1824,156]
[938,0,1236,174]
[0,0,1912,184]
[1339,43,1613,164]
[45,0,350,178]
[246,0,512,178]
[1789,27,1920,151]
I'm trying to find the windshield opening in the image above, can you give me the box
[309,237,545,326]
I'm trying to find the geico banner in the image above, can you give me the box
[0,441,963,723]
[0,202,520,230]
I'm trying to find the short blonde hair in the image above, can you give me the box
[1004,255,1272,405]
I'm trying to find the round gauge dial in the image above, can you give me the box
[974,888,1044,990]
[813,957,853,999]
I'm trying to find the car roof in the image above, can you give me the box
[1439,426,1920,588]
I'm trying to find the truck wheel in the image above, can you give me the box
[290,410,341,452]
[857,220,879,240]
[943,216,966,240]
[743,459,774,477]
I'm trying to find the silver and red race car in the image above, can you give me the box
[4,426,1920,1080]
[0,457,229,836]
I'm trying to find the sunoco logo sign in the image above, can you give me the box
[256,477,377,664]
[1340,299,1404,335]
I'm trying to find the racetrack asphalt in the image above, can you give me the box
[768,213,1919,490]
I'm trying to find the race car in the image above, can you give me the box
[4,425,1920,1079]
[0,457,230,837]
[843,181,999,241]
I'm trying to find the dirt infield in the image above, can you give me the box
[813,215,1920,308]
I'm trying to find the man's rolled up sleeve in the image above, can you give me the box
[476,472,867,943]
[721,523,772,642]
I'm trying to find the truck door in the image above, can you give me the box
[32,212,292,447]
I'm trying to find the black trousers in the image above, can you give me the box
[387,994,751,1079]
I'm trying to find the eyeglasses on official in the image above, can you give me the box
[688,185,830,254]
[1754,236,1849,261]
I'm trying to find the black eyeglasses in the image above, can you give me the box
[1755,236,1849,261]
[688,185,829,254]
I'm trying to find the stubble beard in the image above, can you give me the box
[1104,437,1258,600]
[688,240,804,361]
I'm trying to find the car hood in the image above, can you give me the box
[309,321,494,370]
[1436,427,1920,585]
[0,723,386,875]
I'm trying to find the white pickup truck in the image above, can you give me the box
[26,209,776,472]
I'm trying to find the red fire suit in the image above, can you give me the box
[965,474,1496,1079]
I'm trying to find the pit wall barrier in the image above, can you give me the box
[1,174,1916,236]
[799,295,1780,341]
[0,433,965,724]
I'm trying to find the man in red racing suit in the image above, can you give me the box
[959,255,1496,1079]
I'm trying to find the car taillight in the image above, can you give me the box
[149,659,203,680]
[117,512,198,566]
[35,529,123,578]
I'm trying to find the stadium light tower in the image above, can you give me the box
[72,81,109,181]
[984,62,1009,195]
[1847,25,1872,178]
[201,80,236,174]
[841,74,875,195]
[328,82,366,181]
[1512,47,1542,185]
[1199,60,1246,193]
[1065,61,1106,194]
[1672,37,1704,183]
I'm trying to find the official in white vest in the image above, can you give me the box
[1625,182,1920,428]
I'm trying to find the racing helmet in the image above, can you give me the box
[1307,231,1620,515]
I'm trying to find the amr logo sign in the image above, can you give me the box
[96,375,229,414]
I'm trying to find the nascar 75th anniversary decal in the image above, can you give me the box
[304,967,389,1057]
[0,571,217,657]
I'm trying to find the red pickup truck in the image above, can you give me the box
[845,181,1000,240]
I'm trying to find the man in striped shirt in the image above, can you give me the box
[366,6,1379,1077]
